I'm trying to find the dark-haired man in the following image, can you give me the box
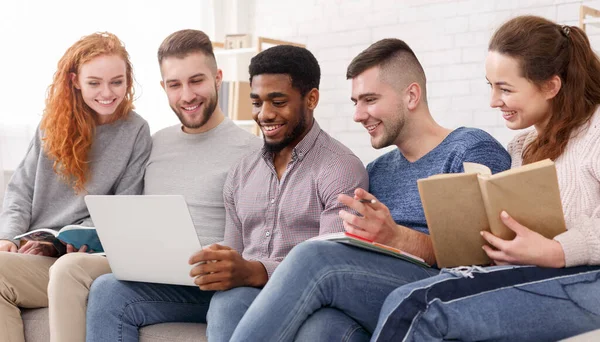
[87,41,368,342]
[199,44,368,341]
[229,39,511,341]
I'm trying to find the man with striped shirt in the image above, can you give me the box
[192,45,368,341]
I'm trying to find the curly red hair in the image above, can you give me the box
[40,32,135,193]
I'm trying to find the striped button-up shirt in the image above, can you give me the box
[223,120,369,277]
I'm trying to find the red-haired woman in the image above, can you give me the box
[370,15,600,341]
[0,32,151,342]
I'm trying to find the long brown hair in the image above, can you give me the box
[490,15,600,163]
[41,32,135,192]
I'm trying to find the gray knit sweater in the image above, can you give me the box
[0,111,152,245]
[144,117,261,246]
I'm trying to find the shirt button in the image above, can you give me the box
[266,231,271,237]
[270,198,275,204]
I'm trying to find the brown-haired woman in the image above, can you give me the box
[370,15,600,341]
[0,32,151,342]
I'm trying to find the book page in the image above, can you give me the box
[14,228,59,243]
[59,224,96,232]
[464,162,491,176]
[488,158,554,180]
[307,232,429,267]
[307,232,346,241]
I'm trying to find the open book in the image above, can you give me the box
[417,159,566,268]
[309,232,430,268]
[14,225,104,253]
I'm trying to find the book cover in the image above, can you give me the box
[417,159,566,268]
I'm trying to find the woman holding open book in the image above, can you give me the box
[0,33,151,342]
[369,15,600,341]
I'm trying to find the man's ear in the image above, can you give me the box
[544,75,562,100]
[215,69,223,92]
[70,73,80,89]
[160,80,165,91]
[306,88,320,110]
[405,82,422,111]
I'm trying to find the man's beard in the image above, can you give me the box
[264,106,307,153]
[372,106,405,149]
[173,84,218,130]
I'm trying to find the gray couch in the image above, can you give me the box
[2,171,207,342]
[22,308,207,342]
[5,167,600,341]
[23,309,206,342]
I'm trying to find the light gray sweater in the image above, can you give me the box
[144,117,261,246]
[0,111,152,245]
[508,109,600,266]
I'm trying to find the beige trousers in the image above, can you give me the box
[0,252,111,342]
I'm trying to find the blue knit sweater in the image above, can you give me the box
[367,127,511,235]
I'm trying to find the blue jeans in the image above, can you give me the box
[206,287,261,342]
[86,274,214,342]
[372,265,600,342]
[207,287,370,342]
[229,241,439,341]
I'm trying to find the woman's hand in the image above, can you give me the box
[481,211,566,268]
[0,240,17,252]
[66,244,90,253]
[18,241,58,257]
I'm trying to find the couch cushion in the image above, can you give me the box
[140,323,207,342]
[22,308,49,342]
[21,308,207,342]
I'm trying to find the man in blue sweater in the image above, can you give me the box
[228,38,512,341]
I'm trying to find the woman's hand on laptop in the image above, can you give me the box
[188,244,268,291]
[0,240,17,253]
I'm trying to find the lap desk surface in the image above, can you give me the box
[84,195,201,286]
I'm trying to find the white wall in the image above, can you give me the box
[251,0,600,164]
[3,0,600,169]
[0,0,217,170]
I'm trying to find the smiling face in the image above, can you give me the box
[250,74,314,153]
[485,51,554,131]
[75,54,127,123]
[351,66,406,149]
[160,52,221,133]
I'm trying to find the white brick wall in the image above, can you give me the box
[250,0,600,164]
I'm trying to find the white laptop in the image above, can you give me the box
[84,195,201,286]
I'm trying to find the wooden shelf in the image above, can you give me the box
[213,37,305,137]
[580,5,600,31]
[214,47,256,56]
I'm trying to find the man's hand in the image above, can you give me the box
[337,188,401,247]
[481,211,566,268]
[188,244,268,291]
[0,240,18,253]
[18,241,58,257]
